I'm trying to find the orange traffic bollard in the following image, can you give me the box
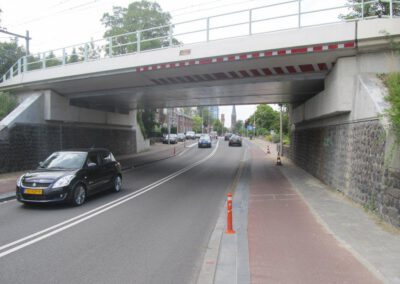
[226,193,236,234]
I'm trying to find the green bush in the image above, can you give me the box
[383,72,400,141]
[265,134,272,142]
[283,134,290,145]
[272,133,280,143]
[0,92,18,121]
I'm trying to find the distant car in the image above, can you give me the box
[198,135,212,148]
[16,149,122,206]
[163,134,178,144]
[224,133,232,141]
[195,133,202,139]
[177,133,186,142]
[229,135,242,147]
[186,131,196,139]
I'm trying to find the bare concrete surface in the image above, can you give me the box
[253,138,400,284]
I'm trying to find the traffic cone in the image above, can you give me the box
[276,155,282,166]
[267,145,270,154]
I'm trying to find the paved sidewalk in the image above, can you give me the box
[208,138,400,284]
[251,138,400,283]
[247,141,381,283]
[0,141,194,202]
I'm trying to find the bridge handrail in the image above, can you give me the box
[1,0,399,84]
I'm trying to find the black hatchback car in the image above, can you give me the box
[16,149,122,206]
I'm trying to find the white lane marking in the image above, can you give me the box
[187,142,198,148]
[0,140,220,259]
[177,149,189,157]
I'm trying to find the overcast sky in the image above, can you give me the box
[0,0,347,127]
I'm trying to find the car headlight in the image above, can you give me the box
[52,175,75,188]
[17,175,24,187]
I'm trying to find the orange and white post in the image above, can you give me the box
[225,193,236,234]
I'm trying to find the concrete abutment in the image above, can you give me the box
[0,90,149,173]
[287,52,400,227]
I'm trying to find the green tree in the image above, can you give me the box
[339,0,400,19]
[25,54,42,71]
[192,115,202,133]
[137,109,157,138]
[0,92,17,120]
[234,120,244,135]
[249,104,279,133]
[45,51,61,67]
[212,119,224,135]
[101,0,178,55]
[68,48,80,63]
[246,104,289,136]
[0,41,25,75]
[78,40,101,61]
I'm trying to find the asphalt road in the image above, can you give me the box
[0,138,245,283]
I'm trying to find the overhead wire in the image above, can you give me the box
[8,0,107,28]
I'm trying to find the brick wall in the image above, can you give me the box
[0,123,137,173]
[288,120,400,227]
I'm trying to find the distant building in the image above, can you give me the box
[155,108,193,133]
[231,105,237,131]
[221,114,225,127]
[209,106,219,120]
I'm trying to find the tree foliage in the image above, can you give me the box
[0,41,25,75]
[192,115,203,133]
[212,119,224,135]
[339,0,400,19]
[101,0,177,54]
[245,104,289,136]
[0,92,17,120]
[137,109,157,139]
[384,73,400,140]
[234,120,244,135]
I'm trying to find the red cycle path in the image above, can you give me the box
[247,145,381,284]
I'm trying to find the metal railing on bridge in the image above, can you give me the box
[1,0,399,83]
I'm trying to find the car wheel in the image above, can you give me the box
[71,184,86,206]
[112,175,122,192]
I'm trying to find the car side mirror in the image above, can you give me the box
[88,162,97,168]
[38,161,44,168]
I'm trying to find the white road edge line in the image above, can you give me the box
[0,140,220,259]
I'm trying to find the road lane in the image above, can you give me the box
[0,139,245,283]
[0,141,206,246]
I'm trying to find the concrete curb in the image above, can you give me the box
[197,142,250,284]
[196,203,225,284]
[0,192,16,202]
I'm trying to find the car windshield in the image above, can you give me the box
[200,136,210,141]
[40,151,87,170]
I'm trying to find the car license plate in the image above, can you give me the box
[24,189,43,195]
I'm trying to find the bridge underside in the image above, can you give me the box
[68,74,325,112]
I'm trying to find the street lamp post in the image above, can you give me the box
[279,104,283,156]
[167,108,171,145]
[253,112,256,137]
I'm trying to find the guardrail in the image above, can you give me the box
[1,0,399,84]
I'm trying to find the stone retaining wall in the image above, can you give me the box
[0,123,137,173]
[288,119,400,227]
